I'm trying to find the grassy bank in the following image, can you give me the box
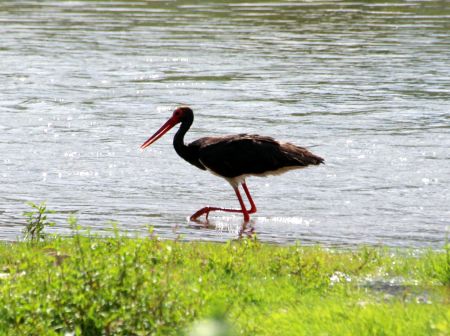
[0,230,448,335]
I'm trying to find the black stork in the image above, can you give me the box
[141,106,324,222]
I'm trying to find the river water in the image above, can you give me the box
[1,1,449,247]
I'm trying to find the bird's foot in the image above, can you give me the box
[190,206,250,222]
[189,207,212,221]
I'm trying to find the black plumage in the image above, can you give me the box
[188,134,324,179]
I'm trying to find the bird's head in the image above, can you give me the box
[172,106,193,123]
[140,106,193,149]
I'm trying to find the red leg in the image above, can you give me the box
[242,182,257,214]
[190,185,251,222]
[190,205,244,221]
[234,186,250,222]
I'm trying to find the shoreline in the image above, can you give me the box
[1,234,448,335]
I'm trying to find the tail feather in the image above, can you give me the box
[282,143,325,167]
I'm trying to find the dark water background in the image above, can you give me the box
[1,1,449,247]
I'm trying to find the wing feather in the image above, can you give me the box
[195,134,323,178]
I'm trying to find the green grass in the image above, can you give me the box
[0,228,448,336]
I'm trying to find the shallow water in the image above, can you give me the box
[1,0,449,247]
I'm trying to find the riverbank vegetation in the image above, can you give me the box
[0,207,448,335]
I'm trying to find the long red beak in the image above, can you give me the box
[140,116,178,149]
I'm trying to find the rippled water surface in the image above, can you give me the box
[1,0,449,246]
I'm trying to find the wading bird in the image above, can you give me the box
[141,106,324,222]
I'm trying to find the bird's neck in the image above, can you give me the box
[173,119,193,162]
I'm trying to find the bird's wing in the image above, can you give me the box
[196,134,323,178]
